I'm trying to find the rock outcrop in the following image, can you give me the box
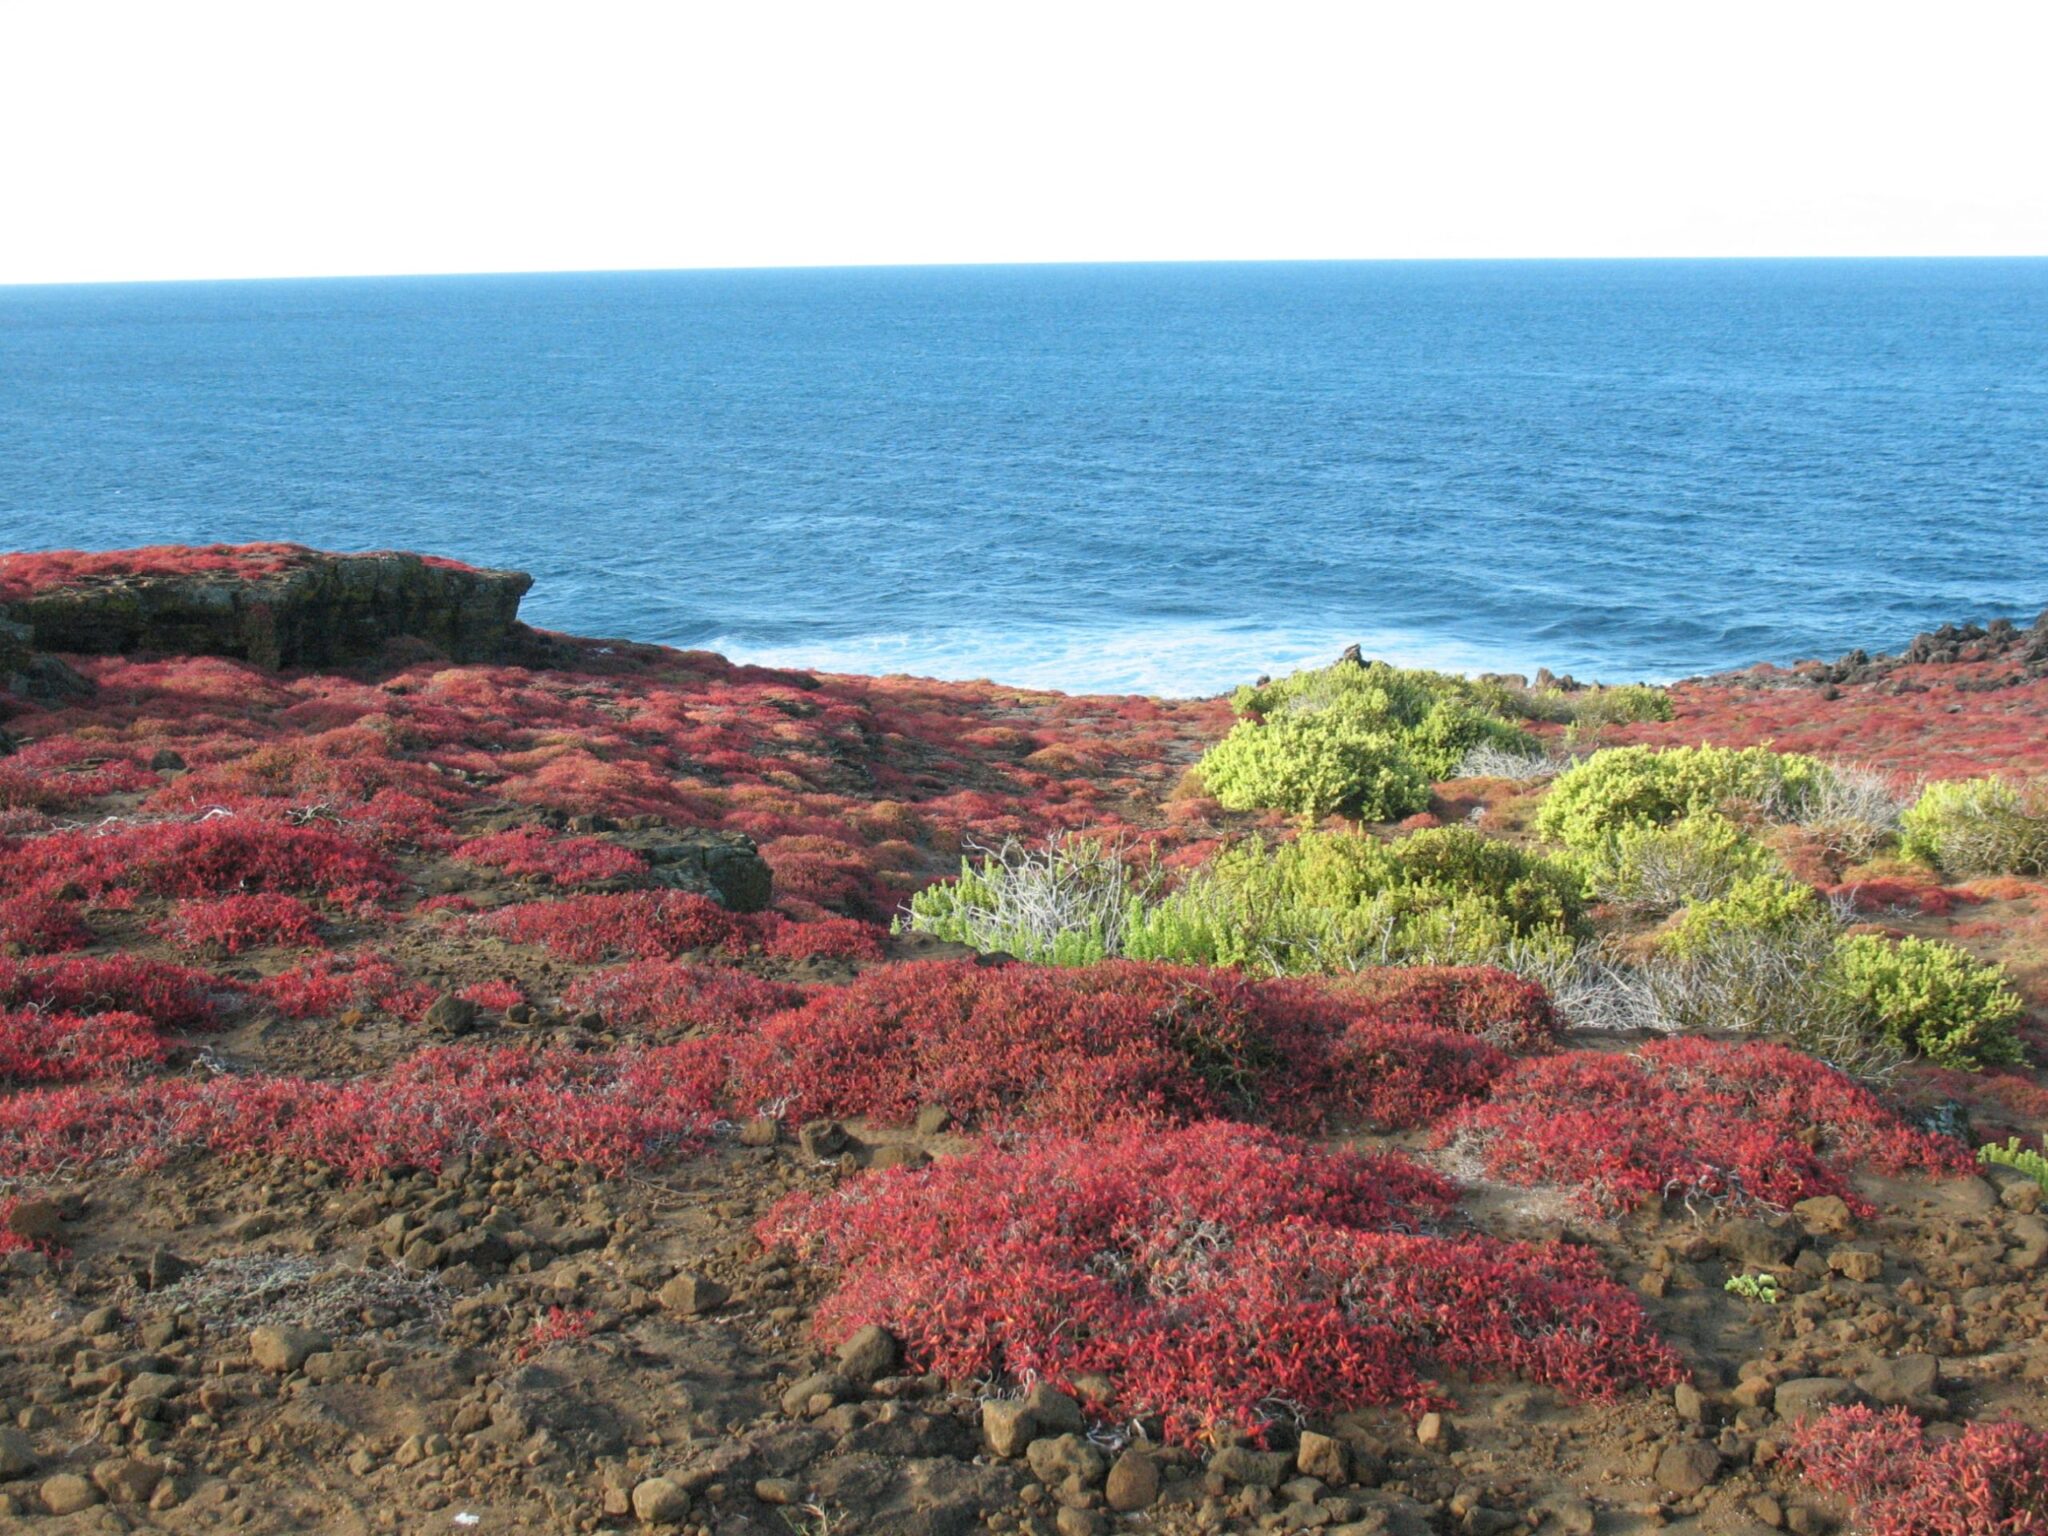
[0,549,533,671]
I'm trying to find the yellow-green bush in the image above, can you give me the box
[1123,826,1584,974]
[1534,745,1830,851]
[1575,813,1774,912]
[1556,683,1676,729]
[1662,875,1827,959]
[1829,933,2025,1069]
[1898,776,2048,876]
[1199,660,1537,821]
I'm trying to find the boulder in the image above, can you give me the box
[631,1476,691,1524]
[249,1324,331,1374]
[1105,1450,1159,1511]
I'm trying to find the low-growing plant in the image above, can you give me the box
[561,960,803,1035]
[456,826,647,887]
[1789,761,1910,863]
[1559,683,1675,729]
[1535,745,1831,852]
[1977,1136,2048,1190]
[1788,1405,2048,1536]
[0,893,94,955]
[0,1008,164,1084]
[903,834,1155,965]
[759,1121,1682,1444]
[1899,775,2048,876]
[1723,1272,1782,1304]
[1438,1036,1966,1216]
[717,959,1512,1133]
[1830,933,2026,1070]
[154,893,324,956]
[0,954,227,1030]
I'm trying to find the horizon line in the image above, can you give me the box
[6,250,2048,292]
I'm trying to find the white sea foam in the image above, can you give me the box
[697,622,1561,698]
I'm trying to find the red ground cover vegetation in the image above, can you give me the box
[0,1044,725,1181]
[712,959,1512,1133]
[0,814,399,907]
[1439,1038,1969,1216]
[1788,1405,2048,1536]
[485,890,884,966]
[255,952,433,1021]
[1322,965,1556,1050]
[760,1122,1684,1444]
[0,1009,163,1084]
[0,892,95,955]
[153,893,324,955]
[1605,665,2048,780]
[0,954,227,1030]
[0,542,320,601]
[560,961,803,1034]
[455,826,646,887]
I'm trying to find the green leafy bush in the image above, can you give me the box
[1535,745,1831,851]
[1575,814,1774,913]
[1899,776,2048,876]
[1124,826,1584,974]
[1560,683,1675,728]
[1978,1137,2048,1191]
[1829,934,2025,1070]
[1199,660,1537,821]
[1198,712,1430,822]
[1662,875,1828,959]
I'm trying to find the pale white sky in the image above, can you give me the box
[2,0,2044,285]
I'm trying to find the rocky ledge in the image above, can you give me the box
[0,547,534,674]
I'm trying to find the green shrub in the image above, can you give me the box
[1535,745,1831,851]
[1829,934,2025,1070]
[1200,660,1536,821]
[1662,875,1828,959]
[1575,814,1774,913]
[1123,827,1584,974]
[1978,1137,2048,1191]
[1898,776,2048,876]
[1198,713,1429,822]
[1564,683,1676,727]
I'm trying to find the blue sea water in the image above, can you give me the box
[2,260,2044,696]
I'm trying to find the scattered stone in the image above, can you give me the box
[754,1477,801,1505]
[1056,1508,1104,1536]
[1296,1430,1350,1483]
[3,1198,62,1242]
[657,1271,729,1316]
[1208,1445,1290,1488]
[1856,1354,1938,1405]
[424,993,480,1036]
[835,1324,901,1385]
[91,1456,162,1504]
[779,1370,848,1418]
[982,1400,1036,1458]
[1021,1382,1085,1434]
[1772,1377,1859,1423]
[1105,1450,1160,1512]
[799,1120,851,1159]
[914,1104,953,1136]
[1655,1438,1721,1494]
[1416,1412,1457,1452]
[1791,1197,1856,1237]
[248,1324,330,1374]
[41,1473,101,1515]
[631,1476,691,1525]
[0,1426,37,1479]
[1026,1434,1107,1488]
[739,1116,779,1147]
[1828,1246,1883,1282]
[144,1247,195,1289]
[1674,1382,1708,1424]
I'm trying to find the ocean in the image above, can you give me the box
[2,259,2044,696]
